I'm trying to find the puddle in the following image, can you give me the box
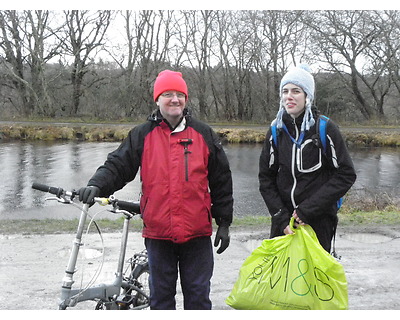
[243,233,394,251]
[58,247,103,259]
[342,233,393,244]
[80,248,104,259]
[243,239,265,252]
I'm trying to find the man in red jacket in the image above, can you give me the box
[78,70,233,309]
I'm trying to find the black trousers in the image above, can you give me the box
[145,236,214,310]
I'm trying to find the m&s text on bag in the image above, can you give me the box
[248,255,335,302]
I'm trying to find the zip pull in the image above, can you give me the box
[178,138,193,149]
[178,139,193,181]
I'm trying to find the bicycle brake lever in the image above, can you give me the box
[107,208,134,219]
[45,196,71,204]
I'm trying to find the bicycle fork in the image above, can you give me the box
[59,203,90,309]
[59,205,133,309]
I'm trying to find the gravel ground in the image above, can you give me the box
[1,225,400,311]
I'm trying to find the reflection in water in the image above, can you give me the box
[0,141,141,219]
[350,148,400,190]
[0,141,399,219]
[224,144,266,216]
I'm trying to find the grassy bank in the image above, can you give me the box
[1,122,400,146]
[1,210,399,235]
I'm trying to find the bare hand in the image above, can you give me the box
[283,225,294,235]
[283,210,307,235]
[292,210,306,226]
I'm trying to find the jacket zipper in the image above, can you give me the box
[290,119,298,208]
[178,138,192,181]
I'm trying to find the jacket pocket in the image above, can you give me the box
[296,139,322,173]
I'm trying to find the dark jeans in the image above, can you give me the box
[145,236,214,310]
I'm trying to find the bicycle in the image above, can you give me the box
[31,182,150,310]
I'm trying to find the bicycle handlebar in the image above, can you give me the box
[32,182,66,197]
[32,182,141,215]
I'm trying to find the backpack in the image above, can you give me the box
[271,115,343,210]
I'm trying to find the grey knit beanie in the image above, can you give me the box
[274,63,315,132]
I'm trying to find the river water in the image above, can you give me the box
[1,141,399,220]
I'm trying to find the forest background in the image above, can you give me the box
[1,10,400,125]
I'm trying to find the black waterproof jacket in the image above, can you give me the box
[259,110,356,251]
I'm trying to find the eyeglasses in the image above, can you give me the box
[160,92,186,99]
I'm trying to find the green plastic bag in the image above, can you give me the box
[226,218,348,310]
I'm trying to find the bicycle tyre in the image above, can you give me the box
[127,263,150,309]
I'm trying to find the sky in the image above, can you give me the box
[3,1,400,11]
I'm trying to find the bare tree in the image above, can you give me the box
[1,10,399,124]
[0,10,62,116]
[109,10,174,117]
[370,11,400,118]
[62,10,111,115]
[25,10,62,116]
[259,11,306,96]
[134,10,173,114]
[0,11,33,116]
[304,11,388,120]
[212,10,239,120]
[108,10,143,117]
[178,10,215,120]
[224,11,254,121]
[209,11,307,121]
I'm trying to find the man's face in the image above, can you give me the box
[157,91,186,122]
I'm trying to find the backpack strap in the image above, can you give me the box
[271,122,278,147]
[271,121,306,149]
[273,115,330,151]
[318,115,330,154]
[319,115,343,211]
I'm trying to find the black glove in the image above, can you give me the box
[77,186,100,205]
[214,226,230,254]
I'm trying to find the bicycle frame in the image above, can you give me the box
[59,201,148,310]
[31,182,149,310]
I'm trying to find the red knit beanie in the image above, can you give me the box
[153,70,188,101]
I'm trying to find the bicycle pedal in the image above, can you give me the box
[116,294,134,305]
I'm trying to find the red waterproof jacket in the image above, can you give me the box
[88,109,233,243]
